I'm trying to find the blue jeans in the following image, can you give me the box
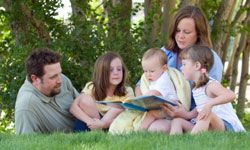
[223,119,234,132]
[74,119,90,132]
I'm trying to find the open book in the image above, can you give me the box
[96,95,177,112]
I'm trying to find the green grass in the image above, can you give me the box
[0,131,249,150]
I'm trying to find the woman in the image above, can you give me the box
[145,5,223,132]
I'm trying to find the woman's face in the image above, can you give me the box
[175,18,198,50]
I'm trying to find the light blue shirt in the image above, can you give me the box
[161,47,223,82]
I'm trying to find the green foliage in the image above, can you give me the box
[0,0,149,132]
[242,113,250,130]
[0,131,250,149]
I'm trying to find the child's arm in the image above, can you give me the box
[135,85,142,96]
[198,82,236,120]
[70,94,97,125]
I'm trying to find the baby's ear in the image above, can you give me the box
[163,64,168,70]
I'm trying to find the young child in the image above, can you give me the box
[138,48,178,130]
[170,45,245,135]
[70,52,134,131]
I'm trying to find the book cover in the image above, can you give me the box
[96,95,177,112]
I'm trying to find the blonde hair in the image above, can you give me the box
[180,45,214,88]
[142,48,167,66]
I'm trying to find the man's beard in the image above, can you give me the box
[49,87,61,97]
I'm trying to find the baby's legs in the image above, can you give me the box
[191,112,225,134]
[78,94,101,119]
[170,118,193,135]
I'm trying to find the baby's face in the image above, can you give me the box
[142,57,166,82]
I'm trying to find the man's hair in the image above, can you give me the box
[26,48,61,82]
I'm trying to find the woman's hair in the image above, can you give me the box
[180,45,214,88]
[91,52,127,100]
[142,47,167,66]
[166,5,212,54]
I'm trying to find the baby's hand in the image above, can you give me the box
[197,102,213,120]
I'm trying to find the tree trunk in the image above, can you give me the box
[3,1,28,45]
[20,4,50,44]
[224,0,249,81]
[104,0,132,51]
[224,34,241,81]
[221,34,231,65]
[144,0,161,47]
[180,0,201,8]
[161,0,176,45]
[70,0,89,22]
[211,0,236,56]
[237,38,250,119]
[230,34,247,92]
[236,9,250,119]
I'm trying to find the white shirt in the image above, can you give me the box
[149,71,178,100]
[192,78,245,132]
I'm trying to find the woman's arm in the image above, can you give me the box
[209,50,223,82]
[161,103,198,120]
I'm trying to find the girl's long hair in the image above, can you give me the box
[91,52,127,100]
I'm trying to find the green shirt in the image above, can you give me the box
[15,74,79,134]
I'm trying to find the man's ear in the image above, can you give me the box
[31,74,40,84]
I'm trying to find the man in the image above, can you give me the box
[15,48,79,134]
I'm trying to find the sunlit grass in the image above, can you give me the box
[0,131,249,150]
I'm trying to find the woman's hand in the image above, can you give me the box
[161,102,187,118]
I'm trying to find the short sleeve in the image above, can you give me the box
[81,82,93,95]
[126,86,135,99]
[209,50,223,82]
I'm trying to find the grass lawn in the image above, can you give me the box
[0,131,249,150]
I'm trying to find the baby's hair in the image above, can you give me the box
[91,52,127,100]
[142,47,167,66]
[180,45,214,88]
